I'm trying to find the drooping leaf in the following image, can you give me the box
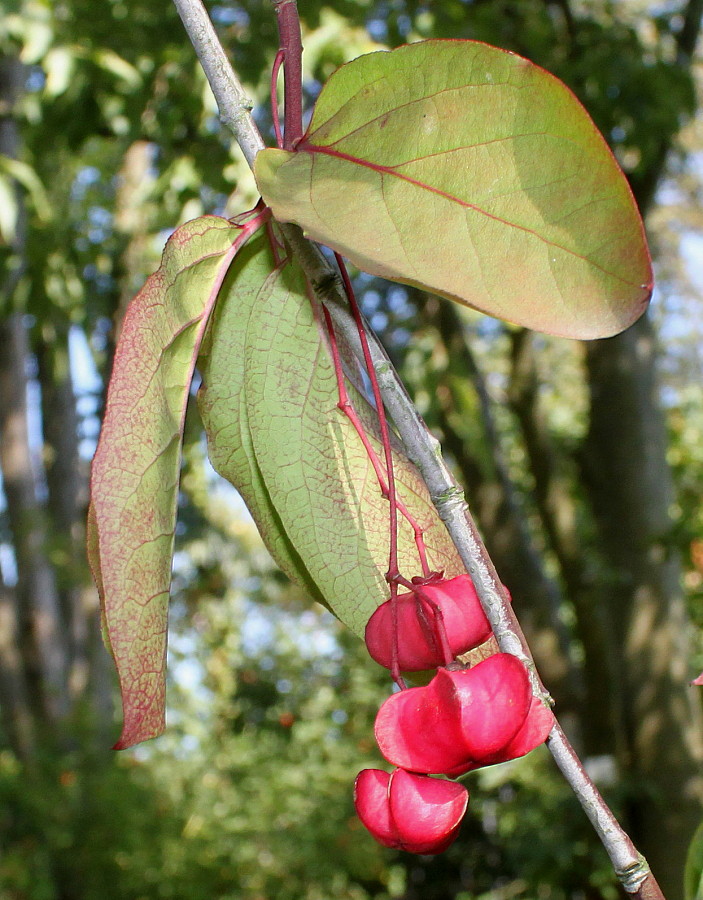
[255,40,652,340]
[88,214,255,749]
[198,230,463,637]
[197,235,329,608]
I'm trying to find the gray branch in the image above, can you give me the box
[172,0,265,168]
[171,1,664,895]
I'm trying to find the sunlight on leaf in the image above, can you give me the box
[0,156,51,222]
[256,40,652,339]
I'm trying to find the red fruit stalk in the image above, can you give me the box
[320,254,436,685]
[320,302,431,577]
[333,255,400,571]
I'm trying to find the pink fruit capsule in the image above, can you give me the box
[354,767,469,854]
[374,653,554,777]
[364,574,492,672]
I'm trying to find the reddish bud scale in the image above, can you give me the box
[374,654,554,777]
[365,574,492,671]
[354,768,469,854]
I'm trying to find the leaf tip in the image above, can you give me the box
[112,707,166,750]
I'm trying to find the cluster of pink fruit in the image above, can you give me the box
[354,574,554,854]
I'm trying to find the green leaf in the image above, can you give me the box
[255,40,652,340]
[0,156,51,223]
[199,230,463,637]
[197,235,328,608]
[685,820,703,900]
[92,48,142,89]
[88,215,249,749]
[0,174,19,243]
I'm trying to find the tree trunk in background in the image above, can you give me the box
[0,54,69,744]
[583,314,703,894]
[0,52,113,755]
[0,319,113,752]
[508,329,620,757]
[113,140,155,339]
[36,331,113,735]
[0,315,70,730]
[581,2,703,887]
[0,57,35,759]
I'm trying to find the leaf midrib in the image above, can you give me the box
[298,143,641,287]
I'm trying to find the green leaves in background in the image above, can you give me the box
[256,39,652,340]
[686,820,703,900]
[198,229,462,638]
[88,216,245,749]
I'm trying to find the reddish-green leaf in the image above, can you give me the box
[88,215,253,749]
[199,230,463,637]
[255,40,652,339]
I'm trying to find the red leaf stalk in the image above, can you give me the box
[272,0,303,149]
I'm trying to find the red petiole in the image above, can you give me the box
[272,0,303,149]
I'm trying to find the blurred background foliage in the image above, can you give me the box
[0,0,702,897]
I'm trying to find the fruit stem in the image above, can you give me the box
[320,304,430,576]
[334,255,400,580]
[333,257,401,634]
